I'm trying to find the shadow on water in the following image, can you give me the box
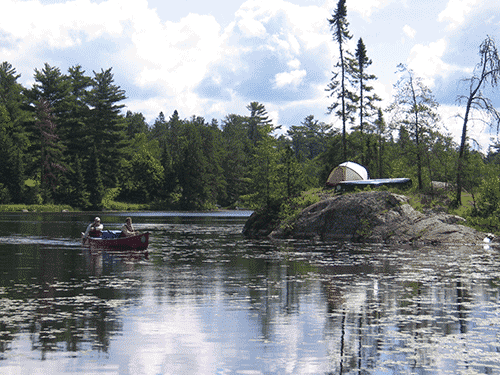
[1,211,500,374]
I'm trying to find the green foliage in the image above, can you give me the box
[278,188,322,224]
[387,64,440,190]
[119,137,164,203]
[87,147,104,210]
[0,204,72,212]
[1,54,498,224]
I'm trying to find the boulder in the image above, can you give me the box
[244,191,486,244]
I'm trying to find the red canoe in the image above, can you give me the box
[82,230,150,251]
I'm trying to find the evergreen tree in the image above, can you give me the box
[0,62,32,188]
[87,146,104,210]
[198,118,227,206]
[118,133,163,203]
[221,114,251,206]
[326,0,356,160]
[281,145,306,198]
[35,99,67,203]
[30,63,71,117]
[178,122,210,210]
[246,101,272,146]
[71,155,90,209]
[0,105,15,203]
[85,68,127,188]
[288,115,332,160]
[64,65,92,159]
[161,144,176,200]
[124,110,148,139]
[246,112,283,209]
[0,62,30,131]
[354,38,381,165]
[374,108,387,179]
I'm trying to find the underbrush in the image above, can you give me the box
[0,204,73,212]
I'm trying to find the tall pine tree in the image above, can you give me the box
[354,38,381,165]
[85,68,127,188]
[326,0,356,161]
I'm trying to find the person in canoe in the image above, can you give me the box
[120,217,136,237]
[84,217,103,239]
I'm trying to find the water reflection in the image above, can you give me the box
[1,212,500,374]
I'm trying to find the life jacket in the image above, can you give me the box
[89,230,102,238]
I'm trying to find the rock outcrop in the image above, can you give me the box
[243,191,486,244]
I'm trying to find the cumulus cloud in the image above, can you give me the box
[407,39,461,87]
[274,69,307,88]
[438,0,481,30]
[439,104,494,152]
[195,0,332,111]
[340,0,393,20]
[237,17,267,38]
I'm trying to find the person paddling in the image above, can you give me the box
[120,217,136,237]
[84,217,103,239]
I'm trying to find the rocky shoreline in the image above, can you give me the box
[243,191,488,245]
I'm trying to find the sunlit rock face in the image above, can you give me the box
[245,191,486,245]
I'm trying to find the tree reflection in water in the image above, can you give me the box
[1,213,500,374]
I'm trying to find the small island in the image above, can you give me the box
[243,191,488,245]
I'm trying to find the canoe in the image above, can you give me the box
[81,230,150,251]
[334,178,412,193]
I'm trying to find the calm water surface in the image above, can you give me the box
[1,211,500,374]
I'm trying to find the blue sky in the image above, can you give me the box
[1,0,500,151]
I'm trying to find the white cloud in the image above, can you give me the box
[237,17,267,38]
[0,0,135,49]
[287,58,301,70]
[407,39,458,87]
[403,25,416,39]
[342,0,393,20]
[274,69,307,88]
[133,12,223,91]
[438,0,480,30]
[438,104,494,153]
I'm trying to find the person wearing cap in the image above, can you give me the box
[120,217,136,237]
[84,217,103,238]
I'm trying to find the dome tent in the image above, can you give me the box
[326,161,368,187]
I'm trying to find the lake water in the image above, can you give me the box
[1,211,500,374]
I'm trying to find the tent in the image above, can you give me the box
[326,161,368,187]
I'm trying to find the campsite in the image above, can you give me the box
[2,0,500,373]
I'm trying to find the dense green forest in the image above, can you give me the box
[0,60,498,214]
[2,1,500,233]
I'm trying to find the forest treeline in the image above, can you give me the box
[2,0,500,233]
[0,59,497,214]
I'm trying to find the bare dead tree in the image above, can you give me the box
[455,35,500,205]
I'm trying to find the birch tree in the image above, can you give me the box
[387,64,440,190]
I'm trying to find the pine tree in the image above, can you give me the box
[354,38,381,165]
[246,101,272,146]
[35,99,67,203]
[0,62,31,190]
[374,108,387,179]
[178,123,210,210]
[64,65,92,159]
[87,146,104,210]
[326,0,356,161]
[221,114,251,206]
[85,68,127,188]
[71,155,90,209]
